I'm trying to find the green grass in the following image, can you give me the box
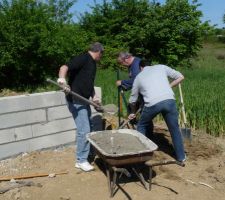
[176,42,225,136]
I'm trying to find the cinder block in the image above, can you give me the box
[0,129,15,144]
[32,118,76,137]
[94,87,102,103]
[28,91,63,109]
[47,105,72,121]
[0,109,46,129]
[0,126,33,144]
[60,92,67,104]
[15,126,33,141]
[29,130,75,152]
[0,140,30,160]
[0,95,30,114]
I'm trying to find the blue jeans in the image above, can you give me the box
[67,101,93,163]
[137,99,185,161]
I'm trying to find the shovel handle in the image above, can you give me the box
[46,79,100,108]
[178,84,187,124]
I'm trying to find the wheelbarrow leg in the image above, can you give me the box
[132,165,149,191]
[105,164,114,197]
[149,166,153,191]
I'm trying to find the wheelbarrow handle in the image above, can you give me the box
[145,160,185,167]
[46,79,101,109]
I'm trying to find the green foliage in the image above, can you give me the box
[0,0,89,88]
[80,0,210,68]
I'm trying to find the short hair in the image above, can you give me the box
[117,52,132,62]
[139,59,152,68]
[89,42,104,52]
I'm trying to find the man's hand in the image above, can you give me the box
[92,95,101,104]
[57,77,67,85]
[57,78,70,94]
[128,113,136,120]
[116,80,122,87]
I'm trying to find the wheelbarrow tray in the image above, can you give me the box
[87,129,158,166]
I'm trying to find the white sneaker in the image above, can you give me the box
[75,161,94,172]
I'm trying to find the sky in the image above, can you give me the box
[71,0,225,28]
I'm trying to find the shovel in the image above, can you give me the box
[46,79,117,115]
[178,83,192,141]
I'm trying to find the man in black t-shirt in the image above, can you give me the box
[57,42,104,172]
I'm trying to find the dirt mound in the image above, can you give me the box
[184,133,222,160]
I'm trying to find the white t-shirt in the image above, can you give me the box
[129,65,183,107]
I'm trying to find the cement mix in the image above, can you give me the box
[89,132,149,155]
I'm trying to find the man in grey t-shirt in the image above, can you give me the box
[128,60,186,162]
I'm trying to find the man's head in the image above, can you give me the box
[117,52,134,67]
[88,42,104,61]
[139,59,152,71]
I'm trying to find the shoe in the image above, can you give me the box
[177,155,187,166]
[75,161,94,172]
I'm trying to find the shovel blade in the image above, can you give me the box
[181,128,192,141]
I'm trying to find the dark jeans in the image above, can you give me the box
[137,99,185,161]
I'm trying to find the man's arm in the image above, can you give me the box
[164,65,184,87]
[120,61,141,90]
[170,75,184,88]
[57,65,68,85]
[129,77,140,111]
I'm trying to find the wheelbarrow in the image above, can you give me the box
[87,129,185,198]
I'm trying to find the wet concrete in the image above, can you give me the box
[89,132,149,155]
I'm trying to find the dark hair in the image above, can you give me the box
[139,59,151,68]
[89,42,104,52]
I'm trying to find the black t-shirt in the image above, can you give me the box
[66,53,96,103]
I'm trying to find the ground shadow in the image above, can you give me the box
[94,157,178,198]
[148,131,176,159]
[92,114,103,131]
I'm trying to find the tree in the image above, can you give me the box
[80,0,210,68]
[0,0,89,89]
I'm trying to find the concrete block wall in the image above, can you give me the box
[0,88,102,160]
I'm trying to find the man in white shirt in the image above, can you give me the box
[128,60,186,162]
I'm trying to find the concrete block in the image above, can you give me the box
[0,140,30,160]
[0,126,33,144]
[60,92,67,104]
[47,105,72,121]
[0,129,15,144]
[15,126,33,141]
[32,118,75,137]
[29,130,75,152]
[0,131,75,160]
[94,87,102,103]
[28,91,63,109]
[0,95,30,114]
[0,109,46,129]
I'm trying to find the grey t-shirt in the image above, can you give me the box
[129,65,183,107]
